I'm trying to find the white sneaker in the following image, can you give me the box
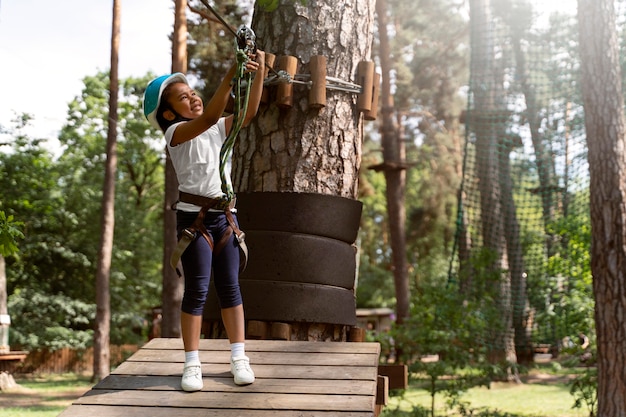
[181,361,203,392]
[230,356,255,385]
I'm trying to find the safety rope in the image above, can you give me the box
[219,46,252,201]
[196,0,255,202]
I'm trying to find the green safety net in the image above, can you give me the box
[449,0,607,354]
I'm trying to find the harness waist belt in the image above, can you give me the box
[170,192,248,277]
[179,191,234,210]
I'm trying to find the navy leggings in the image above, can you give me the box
[177,210,243,316]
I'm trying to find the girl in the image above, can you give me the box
[143,50,265,391]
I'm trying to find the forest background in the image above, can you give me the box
[0,0,598,403]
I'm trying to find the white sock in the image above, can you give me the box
[231,342,245,358]
[185,350,200,364]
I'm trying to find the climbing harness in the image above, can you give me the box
[170,193,248,277]
[171,1,256,276]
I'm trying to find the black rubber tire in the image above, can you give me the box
[236,192,363,244]
[204,280,357,326]
[241,230,357,289]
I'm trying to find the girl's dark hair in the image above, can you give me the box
[155,83,193,132]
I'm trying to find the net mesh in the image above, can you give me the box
[449,0,612,354]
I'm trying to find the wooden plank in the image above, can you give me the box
[113,361,378,381]
[59,339,383,417]
[127,349,380,367]
[73,390,374,412]
[59,405,373,417]
[96,374,376,396]
[142,338,381,355]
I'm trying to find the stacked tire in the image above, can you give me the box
[204,192,363,326]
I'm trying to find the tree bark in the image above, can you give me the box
[234,0,375,199]
[578,0,626,414]
[160,0,188,339]
[93,0,121,382]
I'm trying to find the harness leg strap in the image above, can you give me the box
[170,207,215,277]
[214,210,248,272]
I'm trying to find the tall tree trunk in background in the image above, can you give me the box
[499,139,531,365]
[468,0,517,377]
[578,0,626,413]
[375,0,410,325]
[93,0,121,382]
[508,28,540,366]
[161,0,187,339]
[0,255,7,352]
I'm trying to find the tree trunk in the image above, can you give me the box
[499,140,531,365]
[93,0,121,382]
[468,0,517,376]
[231,0,375,341]
[375,0,410,325]
[234,0,374,198]
[0,255,8,352]
[160,0,188,339]
[578,0,626,414]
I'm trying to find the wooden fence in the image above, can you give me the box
[8,345,139,374]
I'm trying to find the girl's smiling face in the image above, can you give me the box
[164,82,203,120]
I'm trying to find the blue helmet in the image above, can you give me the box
[143,73,189,130]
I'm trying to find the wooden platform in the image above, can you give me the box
[59,338,382,417]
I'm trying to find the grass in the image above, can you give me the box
[0,373,94,417]
[382,366,591,417]
[0,366,592,417]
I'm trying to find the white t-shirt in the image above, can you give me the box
[165,118,232,212]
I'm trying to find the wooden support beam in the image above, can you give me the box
[247,320,269,340]
[261,53,276,104]
[356,61,375,112]
[378,364,408,390]
[376,375,389,405]
[276,55,298,109]
[308,55,327,109]
[363,72,380,121]
[270,322,291,340]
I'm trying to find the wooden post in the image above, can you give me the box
[357,61,375,112]
[261,52,276,105]
[270,322,291,340]
[276,55,298,109]
[247,320,269,339]
[349,326,366,342]
[363,72,380,121]
[309,55,327,109]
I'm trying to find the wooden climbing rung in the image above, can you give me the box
[58,338,384,417]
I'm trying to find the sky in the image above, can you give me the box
[0,0,577,153]
[0,0,174,149]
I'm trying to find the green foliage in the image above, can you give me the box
[256,0,306,12]
[570,363,597,417]
[256,0,280,11]
[389,278,503,416]
[8,289,94,351]
[1,72,164,351]
[0,211,24,256]
[187,0,248,99]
